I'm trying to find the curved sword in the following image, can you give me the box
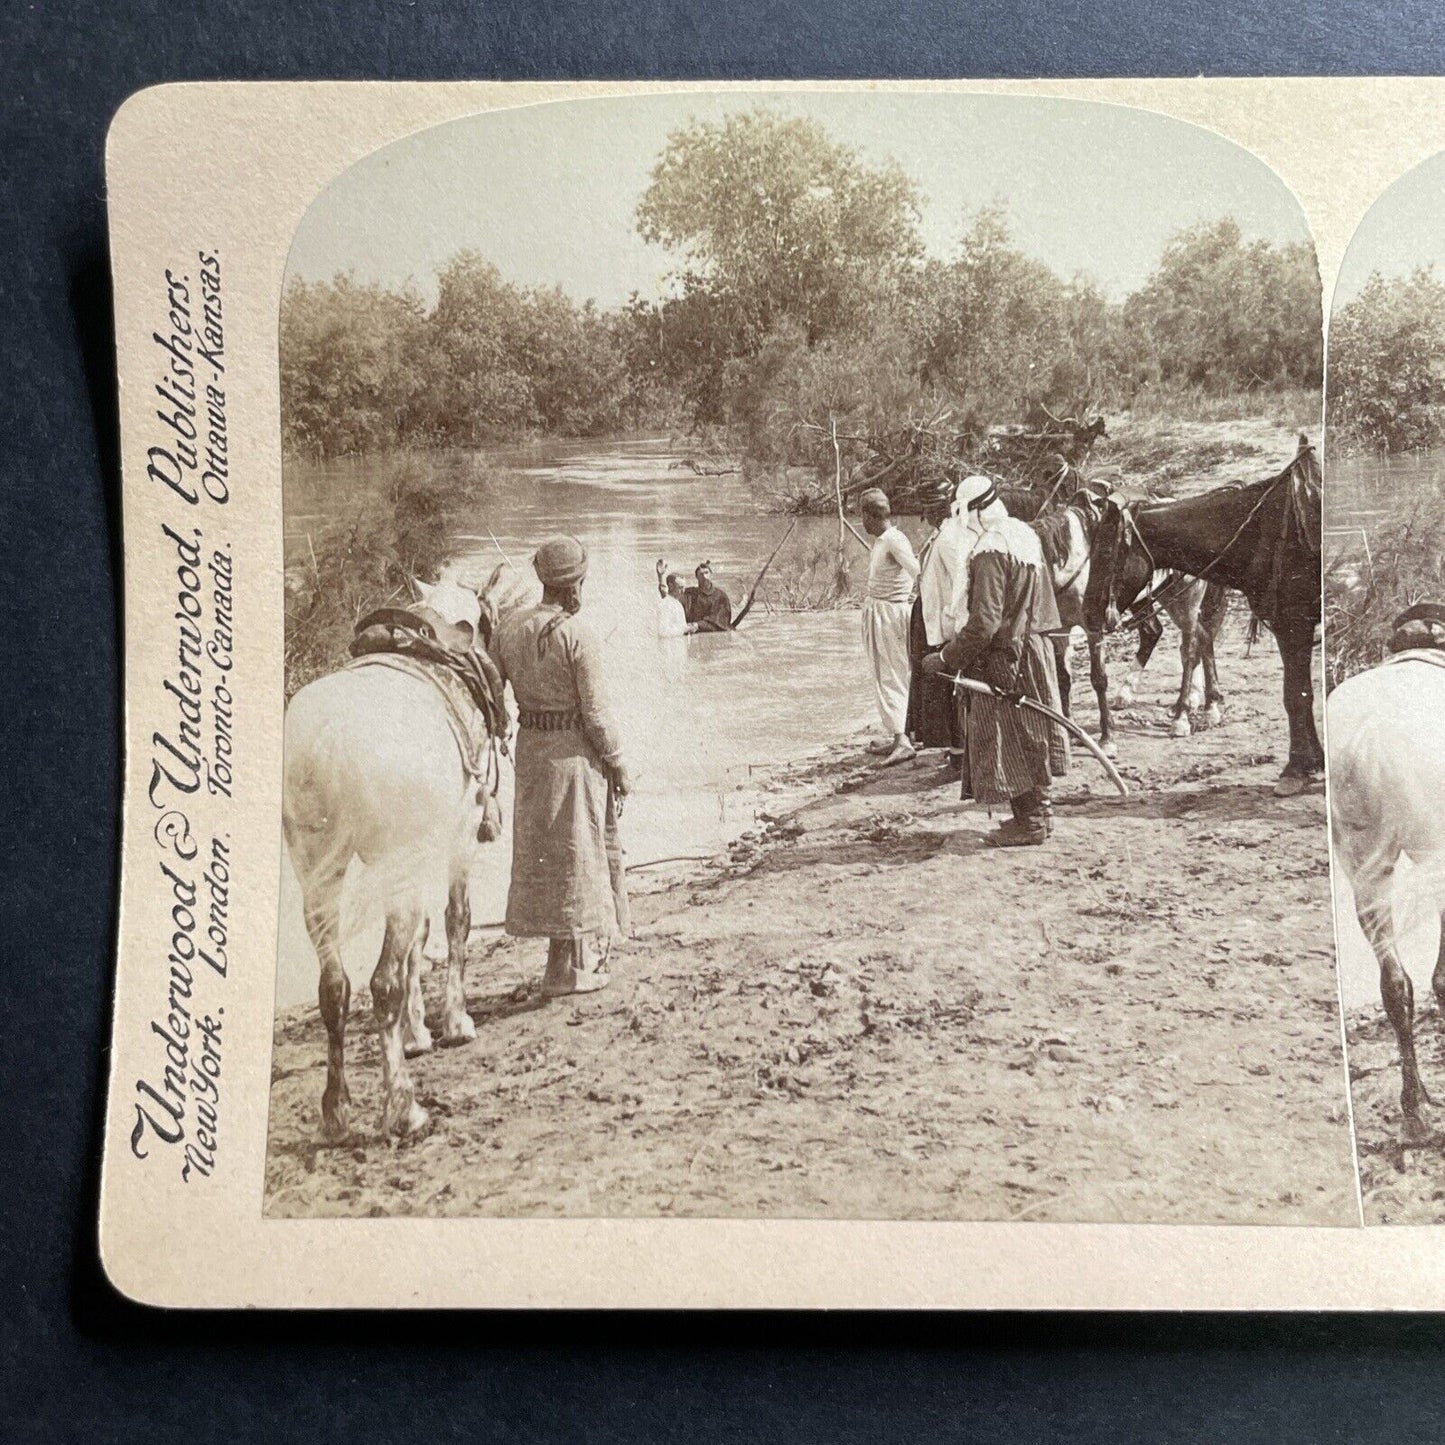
[945,672,1130,798]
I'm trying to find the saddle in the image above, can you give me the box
[1388,602,1445,655]
[348,605,510,744]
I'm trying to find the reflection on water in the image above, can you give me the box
[275,439,902,1009]
[1327,449,1445,561]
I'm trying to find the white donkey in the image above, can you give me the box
[1330,654,1445,1143]
[282,569,517,1141]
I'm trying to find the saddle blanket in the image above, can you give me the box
[346,652,491,782]
[1385,648,1445,673]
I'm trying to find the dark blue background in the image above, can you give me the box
[7,2,1445,1439]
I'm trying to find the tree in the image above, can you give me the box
[1328,268,1445,453]
[903,208,1075,423]
[279,275,429,457]
[1122,219,1322,392]
[426,251,537,443]
[636,106,923,416]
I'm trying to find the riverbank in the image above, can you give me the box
[264,610,1355,1224]
[1345,1005,1445,1225]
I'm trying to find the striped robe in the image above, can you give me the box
[939,518,1070,805]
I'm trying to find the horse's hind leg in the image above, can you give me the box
[1169,620,1199,739]
[372,904,430,1137]
[1052,634,1072,718]
[402,925,433,1060]
[1198,585,1227,728]
[1356,863,1432,1143]
[300,860,352,1143]
[1275,621,1325,788]
[441,865,477,1045]
[1087,633,1117,759]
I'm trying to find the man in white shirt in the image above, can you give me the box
[860,488,920,766]
[655,562,698,637]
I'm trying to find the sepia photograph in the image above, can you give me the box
[260,91,1345,1224]
[1325,150,1445,1223]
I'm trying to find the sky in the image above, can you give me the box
[1333,149,1445,307]
[284,91,1315,309]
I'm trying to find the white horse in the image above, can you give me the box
[1329,656,1445,1143]
[282,569,515,1141]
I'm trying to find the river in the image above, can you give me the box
[274,438,925,1010]
[1329,449,1445,1010]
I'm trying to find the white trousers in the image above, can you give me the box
[862,597,913,735]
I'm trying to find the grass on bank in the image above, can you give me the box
[1326,496,1445,689]
[284,456,477,699]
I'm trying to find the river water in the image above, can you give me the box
[1329,450,1445,1010]
[275,439,923,1009]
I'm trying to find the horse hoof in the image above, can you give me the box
[1114,687,1134,708]
[383,1096,431,1139]
[1272,776,1306,798]
[1403,1114,1434,1147]
[321,1106,353,1144]
[403,1027,434,1059]
[1169,716,1192,739]
[1201,704,1222,729]
[1102,741,1118,760]
[441,1012,477,1046]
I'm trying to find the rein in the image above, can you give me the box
[1103,467,1292,636]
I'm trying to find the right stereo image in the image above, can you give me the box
[1327,149,1445,1222]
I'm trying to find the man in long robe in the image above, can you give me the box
[493,535,630,995]
[907,478,971,767]
[924,476,1070,847]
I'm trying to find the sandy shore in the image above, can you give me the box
[264,609,1357,1224]
[1346,1007,1445,1224]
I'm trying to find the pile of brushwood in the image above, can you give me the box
[772,403,1107,517]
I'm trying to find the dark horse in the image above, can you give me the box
[1087,436,1324,794]
[1002,479,1216,758]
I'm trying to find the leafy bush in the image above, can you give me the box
[283,456,475,698]
[1325,495,1445,688]
[1327,269,1445,455]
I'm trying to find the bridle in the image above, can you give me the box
[1099,465,1297,636]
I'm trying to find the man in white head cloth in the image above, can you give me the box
[923,475,1070,846]
[910,475,974,769]
[859,487,919,765]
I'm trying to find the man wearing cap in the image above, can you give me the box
[492,535,630,996]
[860,487,920,766]
[682,561,734,633]
[923,476,1070,846]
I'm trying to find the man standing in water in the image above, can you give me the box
[923,476,1069,846]
[655,558,732,632]
[860,487,919,766]
[494,535,631,995]
[683,561,734,632]
[654,563,698,637]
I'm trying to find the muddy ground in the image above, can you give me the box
[1346,1006,1445,1224]
[265,609,1358,1224]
